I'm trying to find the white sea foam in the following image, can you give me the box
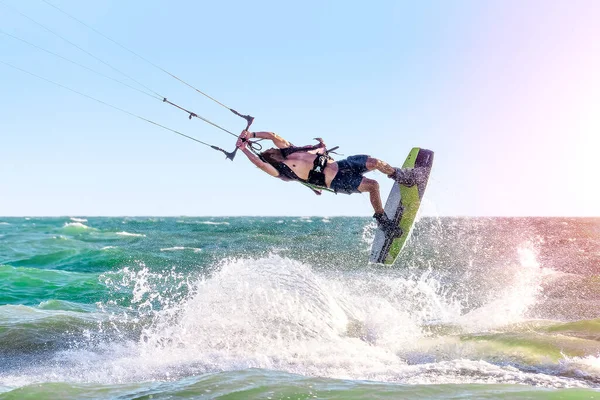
[115,232,146,237]
[69,217,88,223]
[160,247,202,253]
[0,222,10,225]
[63,222,90,229]
[200,221,230,225]
[559,355,600,377]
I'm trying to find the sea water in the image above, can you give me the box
[1,217,599,399]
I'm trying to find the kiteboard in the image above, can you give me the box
[369,147,434,265]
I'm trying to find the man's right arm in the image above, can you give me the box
[253,132,291,149]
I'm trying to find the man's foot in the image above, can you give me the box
[373,212,403,238]
[388,167,426,187]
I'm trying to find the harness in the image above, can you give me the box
[258,141,340,194]
[307,153,329,187]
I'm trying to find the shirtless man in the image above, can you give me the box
[236,130,419,237]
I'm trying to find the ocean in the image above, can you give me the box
[0,216,599,399]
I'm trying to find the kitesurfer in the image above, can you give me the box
[236,130,422,237]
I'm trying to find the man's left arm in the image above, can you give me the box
[236,131,279,177]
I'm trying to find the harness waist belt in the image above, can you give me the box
[307,154,328,187]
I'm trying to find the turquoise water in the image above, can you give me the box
[1,217,600,399]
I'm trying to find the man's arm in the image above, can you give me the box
[252,131,291,148]
[237,131,279,177]
[240,147,279,177]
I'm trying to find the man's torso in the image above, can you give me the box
[282,151,339,187]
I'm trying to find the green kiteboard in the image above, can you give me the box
[369,147,434,265]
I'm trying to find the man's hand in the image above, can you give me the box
[314,137,326,148]
[236,130,251,149]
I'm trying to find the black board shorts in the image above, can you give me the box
[330,155,369,194]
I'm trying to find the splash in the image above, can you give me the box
[102,256,467,380]
[0,253,595,388]
[361,220,376,246]
[456,241,547,330]
[559,355,600,380]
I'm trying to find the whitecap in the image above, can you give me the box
[116,231,146,237]
[160,247,202,253]
[63,222,89,229]
[69,217,88,223]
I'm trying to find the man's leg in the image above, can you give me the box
[358,177,402,237]
[365,156,420,186]
[365,157,395,176]
[357,177,384,214]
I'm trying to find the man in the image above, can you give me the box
[236,130,420,237]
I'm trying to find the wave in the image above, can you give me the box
[69,217,88,223]
[0,369,596,398]
[52,235,69,240]
[0,265,105,306]
[159,247,202,253]
[2,256,599,389]
[82,255,596,384]
[0,304,140,359]
[1,252,600,389]
[175,220,230,226]
[62,222,90,230]
[2,217,600,391]
[115,231,146,237]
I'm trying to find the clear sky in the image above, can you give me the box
[1,0,599,217]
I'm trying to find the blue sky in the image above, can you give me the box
[1,0,599,216]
